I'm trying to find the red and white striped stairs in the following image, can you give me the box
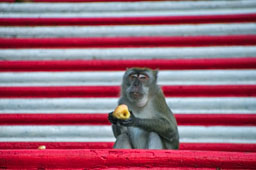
[0,0,256,169]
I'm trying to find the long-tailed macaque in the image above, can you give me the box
[108,67,179,149]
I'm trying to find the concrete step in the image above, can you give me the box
[1,149,255,169]
[1,114,256,126]
[1,70,255,86]
[2,13,255,26]
[1,35,256,48]
[1,142,256,152]
[1,58,256,71]
[1,125,256,143]
[0,98,255,114]
[1,0,255,151]
[1,85,256,98]
[2,23,256,38]
[1,46,255,60]
[2,1,256,13]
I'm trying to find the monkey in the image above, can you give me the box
[108,67,179,149]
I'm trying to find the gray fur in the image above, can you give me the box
[112,67,179,149]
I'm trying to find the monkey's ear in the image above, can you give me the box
[153,69,159,80]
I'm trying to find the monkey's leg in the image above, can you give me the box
[113,133,132,149]
[147,132,164,149]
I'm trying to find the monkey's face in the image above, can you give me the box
[123,68,156,107]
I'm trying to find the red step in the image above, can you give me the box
[1,58,256,71]
[1,142,256,152]
[1,13,255,26]
[0,113,256,126]
[0,149,255,169]
[1,35,256,48]
[1,85,256,98]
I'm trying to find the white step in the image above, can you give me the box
[0,97,255,114]
[2,8,256,18]
[1,70,255,86]
[1,23,255,38]
[1,47,256,60]
[1,1,255,13]
[1,47,255,60]
[0,125,255,143]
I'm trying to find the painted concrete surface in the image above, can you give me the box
[1,46,256,60]
[1,1,255,13]
[0,97,255,114]
[1,125,256,143]
[1,24,255,38]
[0,70,255,86]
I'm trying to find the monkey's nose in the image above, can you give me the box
[133,79,140,86]
[131,86,140,92]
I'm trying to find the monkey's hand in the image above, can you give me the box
[108,112,119,125]
[118,111,136,126]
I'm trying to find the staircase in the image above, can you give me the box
[0,0,256,169]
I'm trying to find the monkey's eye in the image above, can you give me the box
[138,74,148,81]
[129,74,138,81]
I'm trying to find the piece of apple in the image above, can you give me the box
[113,104,130,120]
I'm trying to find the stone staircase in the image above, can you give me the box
[0,0,256,169]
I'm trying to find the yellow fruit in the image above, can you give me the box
[113,104,130,120]
[38,145,46,150]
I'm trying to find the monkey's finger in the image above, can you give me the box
[108,112,118,124]
[109,118,117,124]
[129,110,135,118]
[108,117,117,124]
[119,119,133,126]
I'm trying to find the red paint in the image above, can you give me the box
[180,143,256,153]
[0,35,256,48]
[0,0,13,2]
[0,113,110,125]
[0,149,256,169]
[1,142,256,152]
[0,142,114,149]
[1,58,256,71]
[0,85,256,98]
[175,114,256,126]
[1,0,185,2]
[0,86,120,98]
[162,85,256,97]
[0,113,255,126]
[1,13,255,26]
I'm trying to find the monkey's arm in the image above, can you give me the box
[120,114,177,141]
[137,118,176,141]
[108,112,128,138]
[111,124,129,138]
[112,124,121,138]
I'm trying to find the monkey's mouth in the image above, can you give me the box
[129,92,144,100]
